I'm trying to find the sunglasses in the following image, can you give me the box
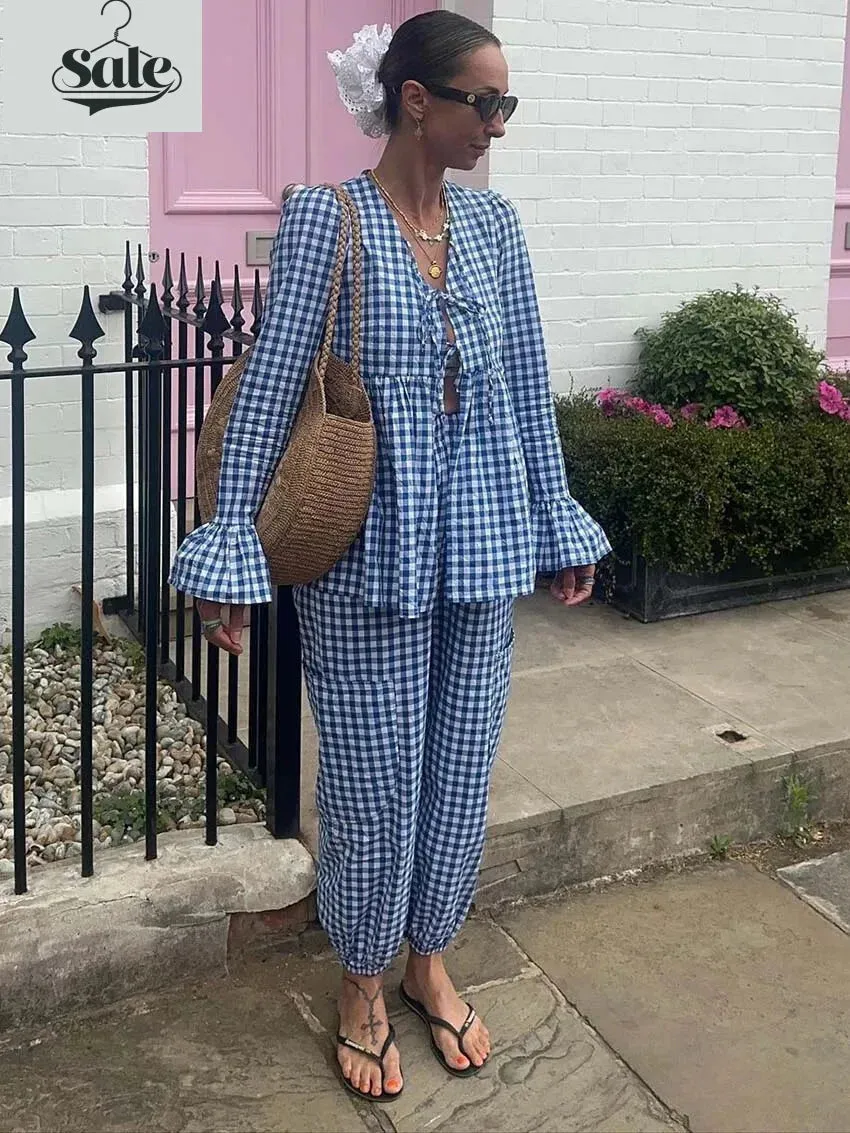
[423,84,518,124]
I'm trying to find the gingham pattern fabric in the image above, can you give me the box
[169,173,611,613]
[297,414,513,973]
[295,516,515,973]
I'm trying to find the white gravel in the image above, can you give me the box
[0,635,264,871]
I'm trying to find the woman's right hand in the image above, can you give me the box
[195,599,246,656]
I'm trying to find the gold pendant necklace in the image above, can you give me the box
[412,231,444,280]
[370,171,449,280]
[369,170,450,243]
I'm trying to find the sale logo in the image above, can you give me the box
[1,0,201,133]
[52,1,183,115]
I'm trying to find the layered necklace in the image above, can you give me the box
[369,170,450,280]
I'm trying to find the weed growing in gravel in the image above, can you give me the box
[781,772,817,847]
[35,623,83,654]
[709,834,732,860]
[115,638,145,670]
[93,789,207,840]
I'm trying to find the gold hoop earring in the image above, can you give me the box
[414,118,423,140]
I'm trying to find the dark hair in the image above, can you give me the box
[377,11,501,130]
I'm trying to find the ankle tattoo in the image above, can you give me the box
[344,976,383,1046]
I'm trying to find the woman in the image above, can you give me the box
[170,10,610,1103]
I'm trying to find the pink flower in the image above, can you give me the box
[707,405,747,430]
[596,388,673,427]
[840,402,850,422]
[818,380,845,416]
[679,402,704,422]
[597,387,629,417]
[597,387,627,404]
[623,396,651,415]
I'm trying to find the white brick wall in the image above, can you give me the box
[0,130,148,496]
[489,0,847,391]
[0,3,149,633]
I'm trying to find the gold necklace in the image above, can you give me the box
[370,174,450,280]
[369,170,451,245]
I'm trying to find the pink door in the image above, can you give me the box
[150,0,435,497]
[827,3,850,366]
[149,0,436,298]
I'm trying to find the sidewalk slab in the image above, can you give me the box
[0,975,370,1133]
[611,602,850,751]
[501,654,785,807]
[500,861,850,1133]
[231,917,683,1133]
[0,914,682,1133]
[382,975,681,1133]
[779,849,850,935]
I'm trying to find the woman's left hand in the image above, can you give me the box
[550,566,596,607]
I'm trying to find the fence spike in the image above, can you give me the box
[122,241,133,295]
[250,269,264,337]
[0,288,36,357]
[177,252,189,313]
[69,285,106,347]
[162,249,174,309]
[202,277,230,340]
[139,283,165,354]
[135,245,146,299]
[230,265,245,335]
[193,257,206,320]
[214,260,224,305]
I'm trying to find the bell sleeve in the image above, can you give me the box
[168,186,342,603]
[490,190,612,572]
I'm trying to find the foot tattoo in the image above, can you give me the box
[344,976,383,1046]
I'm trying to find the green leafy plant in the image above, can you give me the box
[92,770,261,842]
[632,285,823,425]
[556,393,850,576]
[217,770,262,808]
[35,623,82,654]
[115,637,145,670]
[709,834,732,860]
[93,789,205,840]
[781,772,816,847]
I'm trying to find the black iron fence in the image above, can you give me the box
[1,245,302,897]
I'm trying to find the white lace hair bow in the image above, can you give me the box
[327,23,394,139]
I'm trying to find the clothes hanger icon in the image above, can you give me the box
[91,0,154,59]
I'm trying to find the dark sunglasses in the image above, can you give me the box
[423,84,518,124]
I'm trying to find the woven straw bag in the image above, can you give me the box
[195,186,375,586]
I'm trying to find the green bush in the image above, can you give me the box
[632,286,823,424]
[556,391,850,576]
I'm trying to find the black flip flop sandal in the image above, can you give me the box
[399,983,486,1078]
[336,1023,404,1103]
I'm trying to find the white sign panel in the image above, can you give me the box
[1,0,202,134]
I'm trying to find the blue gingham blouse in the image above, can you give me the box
[170,173,611,618]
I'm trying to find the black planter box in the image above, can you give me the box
[608,550,850,623]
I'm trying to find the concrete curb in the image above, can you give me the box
[0,825,315,1031]
[477,740,850,905]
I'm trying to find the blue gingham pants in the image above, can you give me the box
[293,413,515,974]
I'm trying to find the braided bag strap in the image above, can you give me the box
[315,185,363,382]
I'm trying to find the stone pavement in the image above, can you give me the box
[3,854,850,1133]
